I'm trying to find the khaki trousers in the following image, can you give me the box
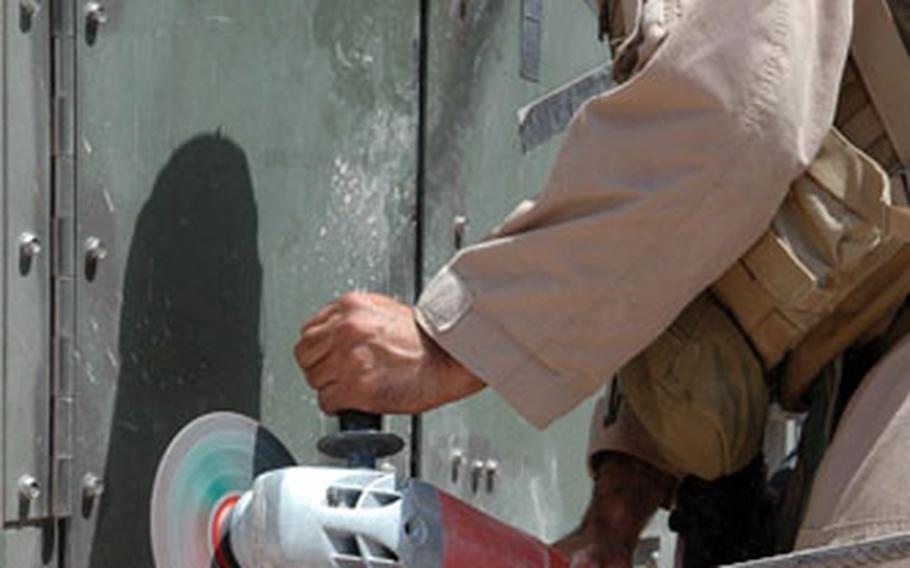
[589,293,769,481]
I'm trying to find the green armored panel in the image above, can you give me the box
[2,0,54,536]
[419,0,611,540]
[66,2,418,566]
[1,0,59,565]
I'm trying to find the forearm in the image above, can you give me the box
[556,452,676,568]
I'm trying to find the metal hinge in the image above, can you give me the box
[49,0,78,520]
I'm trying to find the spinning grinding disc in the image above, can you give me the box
[151,412,296,568]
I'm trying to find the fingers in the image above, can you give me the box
[317,382,350,415]
[295,315,338,372]
[296,292,428,416]
[303,302,338,330]
[316,379,375,415]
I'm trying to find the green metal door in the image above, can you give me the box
[419,0,610,540]
[1,0,58,565]
[66,2,419,566]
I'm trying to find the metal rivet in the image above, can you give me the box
[470,460,484,494]
[82,473,105,501]
[84,236,108,281]
[453,215,468,250]
[484,459,498,493]
[450,450,465,484]
[84,2,108,25]
[19,232,42,259]
[20,0,41,17]
[17,475,41,502]
[85,236,108,261]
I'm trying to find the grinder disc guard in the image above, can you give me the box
[151,412,296,568]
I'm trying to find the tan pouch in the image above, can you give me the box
[712,129,910,374]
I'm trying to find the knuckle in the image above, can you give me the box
[338,318,367,340]
[338,292,362,310]
[337,318,358,335]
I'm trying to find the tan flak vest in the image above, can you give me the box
[606,0,910,409]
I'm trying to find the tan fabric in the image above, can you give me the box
[796,336,910,550]
[708,0,910,411]
[589,1,910,485]
[416,0,853,428]
[783,245,910,409]
[613,294,768,480]
[712,130,909,390]
[715,0,910,409]
[852,0,910,165]
[586,379,682,478]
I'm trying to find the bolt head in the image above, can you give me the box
[82,473,105,500]
[85,236,108,260]
[20,0,41,16]
[85,2,108,24]
[17,475,41,502]
[19,233,42,258]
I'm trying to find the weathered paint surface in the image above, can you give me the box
[1,0,59,564]
[419,0,608,541]
[2,2,680,567]
[68,2,418,567]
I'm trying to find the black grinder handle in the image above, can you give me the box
[317,410,404,469]
[338,410,382,432]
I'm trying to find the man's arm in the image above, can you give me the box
[297,0,853,423]
[555,451,675,568]
[295,292,483,415]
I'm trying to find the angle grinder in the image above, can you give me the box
[151,411,570,568]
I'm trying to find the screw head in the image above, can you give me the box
[82,473,105,500]
[470,459,485,494]
[84,2,108,25]
[453,216,469,250]
[84,236,108,261]
[20,0,41,16]
[19,233,42,258]
[17,475,41,502]
[450,449,466,483]
[484,459,499,493]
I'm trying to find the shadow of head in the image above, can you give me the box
[90,133,263,567]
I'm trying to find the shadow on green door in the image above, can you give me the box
[89,134,263,567]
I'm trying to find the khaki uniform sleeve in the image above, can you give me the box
[416,0,853,428]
